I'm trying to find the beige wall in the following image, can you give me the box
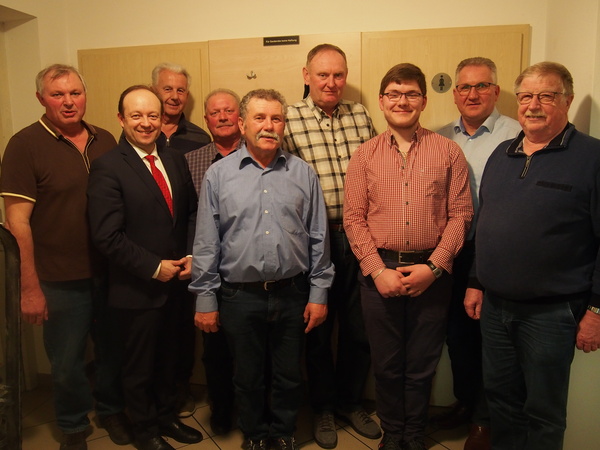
[1,1,599,448]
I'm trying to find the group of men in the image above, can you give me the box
[2,43,600,450]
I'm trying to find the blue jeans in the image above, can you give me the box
[305,230,371,412]
[481,292,587,450]
[41,278,123,433]
[219,274,309,440]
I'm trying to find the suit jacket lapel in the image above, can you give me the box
[121,142,174,220]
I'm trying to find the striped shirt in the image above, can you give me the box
[284,96,376,221]
[343,127,473,276]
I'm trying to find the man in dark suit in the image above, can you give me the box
[87,85,202,450]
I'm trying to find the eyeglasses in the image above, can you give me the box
[455,82,496,96]
[382,91,423,102]
[515,92,564,105]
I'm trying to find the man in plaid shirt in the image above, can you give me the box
[283,43,380,449]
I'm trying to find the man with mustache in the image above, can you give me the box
[283,44,379,449]
[466,62,600,450]
[184,89,243,434]
[0,64,130,450]
[433,57,521,450]
[190,89,334,450]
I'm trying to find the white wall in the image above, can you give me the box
[1,1,599,448]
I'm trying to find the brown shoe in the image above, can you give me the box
[464,424,491,450]
[430,401,472,429]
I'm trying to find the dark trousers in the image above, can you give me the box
[202,327,234,416]
[220,275,309,440]
[306,230,371,412]
[360,265,451,443]
[174,282,196,384]
[114,287,180,440]
[481,292,587,450]
[445,242,488,424]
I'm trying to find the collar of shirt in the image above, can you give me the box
[304,95,350,123]
[387,124,425,148]
[456,107,502,138]
[39,114,97,141]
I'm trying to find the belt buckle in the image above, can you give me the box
[263,280,276,291]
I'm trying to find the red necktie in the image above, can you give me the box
[145,155,173,216]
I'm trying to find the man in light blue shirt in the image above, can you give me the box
[434,57,521,450]
[189,88,334,450]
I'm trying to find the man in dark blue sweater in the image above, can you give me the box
[465,62,600,450]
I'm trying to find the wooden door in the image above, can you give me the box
[78,42,209,139]
[361,25,531,133]
[208,32,362,107]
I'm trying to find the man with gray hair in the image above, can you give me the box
[0,64,130,450]
[466,61,600,450]
[151,62,211,417]
[152,62,211,153]
[434,57,520,450]
[190,89,334,450]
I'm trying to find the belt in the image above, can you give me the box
[377,248,434,264]
[231,273,304,292]
[329,221,344,233]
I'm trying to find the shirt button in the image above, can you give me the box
[265,231,270,235]
[264,210,269,214]
[263,189,268,193]
[406,222,410,225]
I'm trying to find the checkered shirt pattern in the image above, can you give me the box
[343,127,473,276]
[284,97,376,221]
[185,140,243,195]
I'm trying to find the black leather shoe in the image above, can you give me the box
[430,401,472,429]
[158,419,203,444]
[99,412,133,445]
[210,411,232,435]
[134,435,174,450]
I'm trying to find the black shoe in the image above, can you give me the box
[99,412,133,445]
[272,436,298,450]
[247,439,269,450]
[158,419,203,444]
[378,433,403,450]
[59,427,92,450]
[403,439,426,450]
[134,435,175,450]
[430,401,472,429]
[210,411,232,435]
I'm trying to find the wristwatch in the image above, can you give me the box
[426,260,443,279]
[587,305,600,315]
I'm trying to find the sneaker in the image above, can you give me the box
[247,438,268,450]
[60,427,92,450]
[272,436,298,450]
[99,412,133,445]
[378,433,403,450]
[313,411,337,448]
[336,408,382,439]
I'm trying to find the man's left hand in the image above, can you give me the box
[303,302,328,333]
[177,256,192,280]
[576,310,600,352]
[397,264,436,297]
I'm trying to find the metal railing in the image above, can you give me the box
[0,224,21,449]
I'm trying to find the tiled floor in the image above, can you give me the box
[22,383,468,449]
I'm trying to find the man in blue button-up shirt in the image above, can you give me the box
[189,88,334,450]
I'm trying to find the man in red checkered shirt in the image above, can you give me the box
[343,63,473,450]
